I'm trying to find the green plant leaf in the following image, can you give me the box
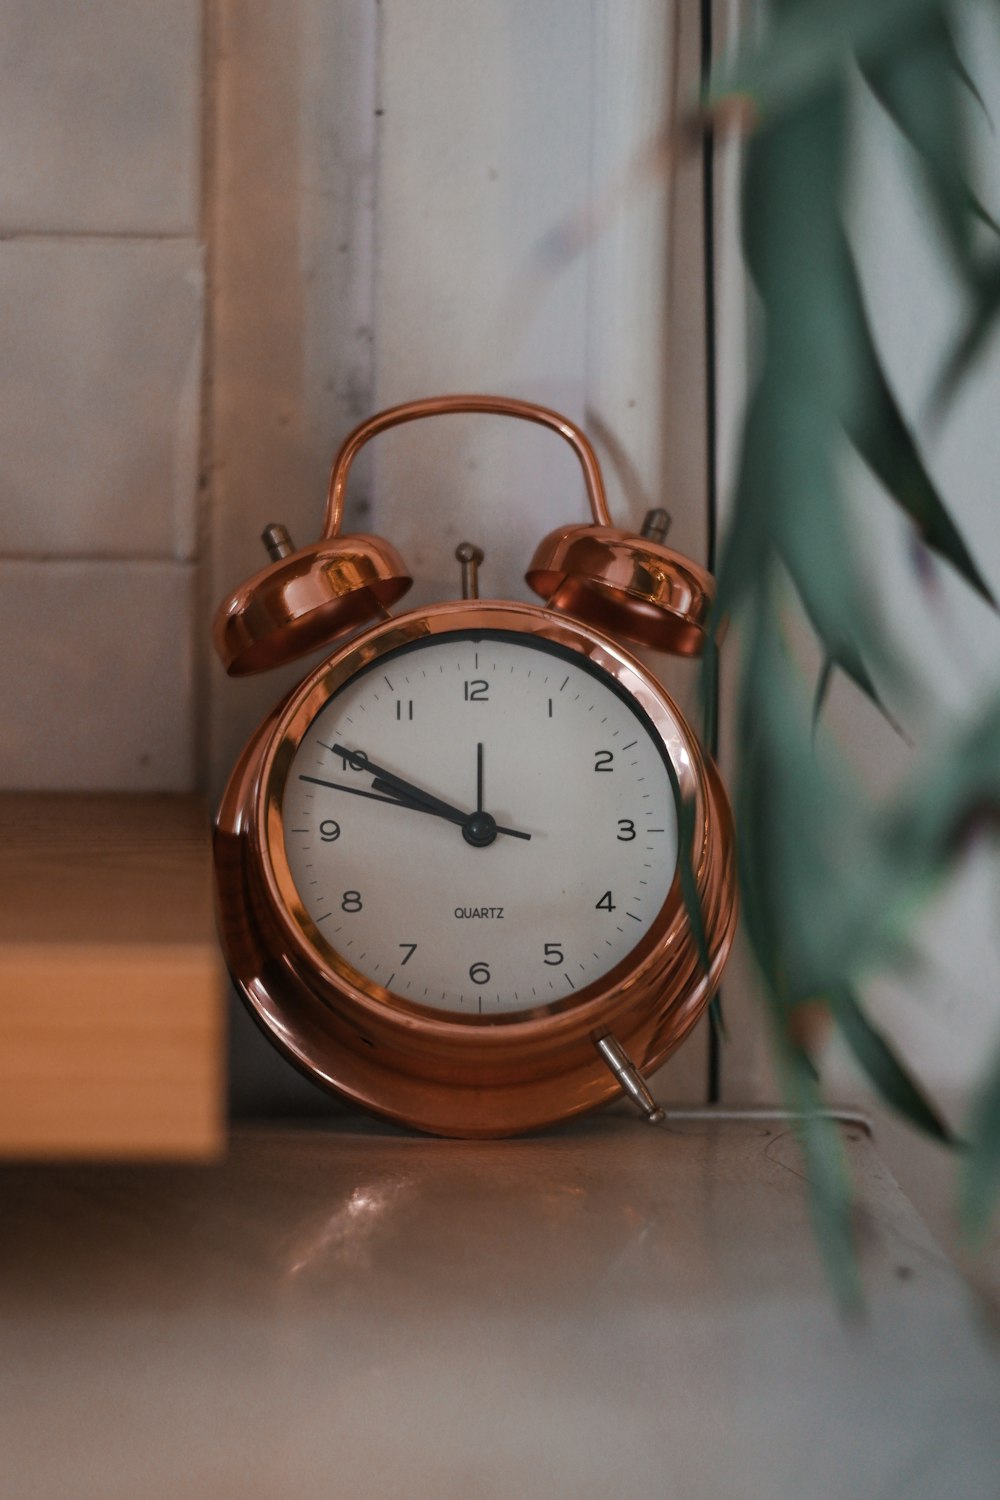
[813,655,837,730]
[700,632,721,750]
[736,90,916,702]
[827,985,956,1142]
[960,1037,1000,1239]
[708,0,942,123]
[771,1019,862,1311]
[934,258,1000,407]
[713,0,1000,1277]
[777,461,887,686]
[812,648,910,739]
[837,235,997,606]
[736,604,895,1004]
[738,87,895,676]
[740,92,849,394]
[712,391,777,624]
[884,691,1000,866]
[860,14,1000,280]
[942,22,991,125]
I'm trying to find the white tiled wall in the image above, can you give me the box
[0,1,201,234]
[207,0,379,791]
[2,241,204,559]
[206,0,712,1112]
[2,0,703,798]
[0,559,195,789]
[1,0,203,792]
[2,3,710,1111]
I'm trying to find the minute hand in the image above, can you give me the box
[331,744,531,841]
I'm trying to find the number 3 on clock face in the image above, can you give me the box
[272,626,680,1018]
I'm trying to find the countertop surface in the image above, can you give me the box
[2,1113,998,1499]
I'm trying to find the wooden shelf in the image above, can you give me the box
[0,794,224,1159]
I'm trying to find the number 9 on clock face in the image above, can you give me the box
[275,627,680,1019]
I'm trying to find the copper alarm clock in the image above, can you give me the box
[213,395,736,1137]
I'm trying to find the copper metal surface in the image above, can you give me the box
[526,525,715,655]
[322,393,613,536]
[214,534,411,676]
[214,394,618,675]
[215,600,737,1137]
[214,395,735,1132]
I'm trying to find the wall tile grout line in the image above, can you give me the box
[0,230,201,244]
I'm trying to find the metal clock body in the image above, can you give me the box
[213,394,737,1137]
[215,599,736,1137]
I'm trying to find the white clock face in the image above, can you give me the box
[280,630,679,1017]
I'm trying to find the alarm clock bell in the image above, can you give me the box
[214,393,714,673]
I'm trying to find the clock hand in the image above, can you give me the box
[302,767,531,842]
[300,774,491,835]
[331,744,532,842]
[331,742,470,822]
[298,774,441,813]
[330,745,472,824]
[477,742,484,816]
[303,766,524,837]
[369,777,532,842]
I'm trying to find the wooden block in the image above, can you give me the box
[0,794,224,1159]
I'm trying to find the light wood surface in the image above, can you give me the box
[1,1114,997,1499]
[0,794,224,1159]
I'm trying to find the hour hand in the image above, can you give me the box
[297,774,442,815]
[332,744,532,842]
[332,745,469,824]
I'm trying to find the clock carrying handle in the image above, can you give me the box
[322,393,612,538]
[213,390,713,676]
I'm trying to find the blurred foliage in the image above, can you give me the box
[529,0,1000,1297]
[710,0,1000,1288]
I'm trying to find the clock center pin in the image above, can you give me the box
[462,810,498,848]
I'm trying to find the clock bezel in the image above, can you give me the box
[215,598,737,1136]
[265,620,687,1026]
